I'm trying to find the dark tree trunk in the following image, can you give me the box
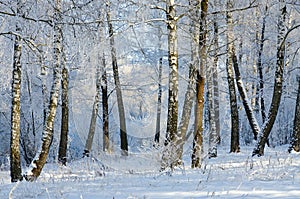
[106,1,128,155]
[101,54,109,152]
[191,0,207,168]
[289,76,300,152]
[154,57,163,144]
[252,1,287,156]
[232,49,260,140]
[155,28,163,145]
[257,4,268,123]
[21,70,36,166]
[191,73,205,168]
[226,0,240,153]
[58,55,69,165]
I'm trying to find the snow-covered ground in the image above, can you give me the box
[1,146,300,199]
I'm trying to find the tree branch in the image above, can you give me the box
[279,24,300,51]
[0,11,53,26]
[210,1,258,15]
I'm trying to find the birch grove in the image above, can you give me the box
[0,0,299,180]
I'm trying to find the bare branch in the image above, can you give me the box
[210,1,258,15]
[279,24,300,51]
[150,5,167,12]
[0,11,53,26]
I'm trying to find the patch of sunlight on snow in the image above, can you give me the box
[145,191,209,198]
[145,189,300,199]
[97,151,161,172]
[227,189,300,199]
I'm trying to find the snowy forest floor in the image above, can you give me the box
[1,145,300,199]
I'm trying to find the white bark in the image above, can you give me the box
[253,0,287,156]
[161,0,179,169]
[208,58,218,158]
[83,63,101,157]
[10,0,23,182]
[25,0,62,181]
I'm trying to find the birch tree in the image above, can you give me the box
[83,57,102,157]
[208,3,221,154]
[154,28,163,145]
[24,0,63,181]
[226,0,240,153]
[58,50,69,165]
[212,18,220,144]
[174,0,198,164]
[288,76,300,152]
[154,55,163,145]
[101,53,109,152]
[97,17,109,152]
[207,15,219,158]
[106,1,128,155]
[232,48,260,140]
[207,55,218,158]
[10,0,23,182]
[191,0,208,168]
[161,0,180,169]
[252,0,287,156]
[256,3,268,123]
[22,70,36,166]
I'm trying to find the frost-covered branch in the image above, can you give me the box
[0,11,53,26]
[210,0,258,15]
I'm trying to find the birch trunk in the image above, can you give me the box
[165,0,179,145]
[58,52,69,165]
[101,54,109,152]
[226,0,240,153]
[288,76,300,152]
[207,4,220,157]
[154,57,163,144]
[175,0,198,164]
[154,28,163,145]
[83,62,101,157]
[253,0,287,156]
[38,47,48,133]
[42,78,48,126]
[191,0,207,168]
[257,4,268,123]
[161,0,179,169]
[10,0,23,182]
[208,58,217,158]
[176,61,196,162]
[97,20,109,152]
[232,48,260,139]
[106,1,128,155]
[191,72,205,168]
[22,70,36,166]
[24,0,62,181]
[213,19,221,144]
